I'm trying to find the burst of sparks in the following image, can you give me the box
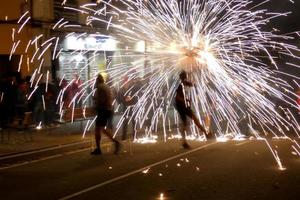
[62,0,300,140]
[9,0,300,168]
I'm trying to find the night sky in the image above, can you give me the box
[253,0,300,32]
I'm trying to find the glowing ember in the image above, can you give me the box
[142,168,150,174]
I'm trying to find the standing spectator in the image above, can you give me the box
[91,74,120,155]
[106,74,117,131]
[60,78,71,108]
[69,74,82,107]
[16,79,30,128]
[44,81,58,126]
[25,76,34,113]
[0,76,10,128]
[6,75,18,124]
[117,77,139,140]
[32,82,46,127]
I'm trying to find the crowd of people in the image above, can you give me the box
[1,71,299,154]
[0,73,29,130]
[0,73,54,130]
[0,72,81,130]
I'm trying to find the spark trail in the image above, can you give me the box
[10,0,300,158]
[79,0,300,139]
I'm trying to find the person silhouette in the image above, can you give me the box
[91,74,120,155]
[117,77,139,140]
[174,71,210,149]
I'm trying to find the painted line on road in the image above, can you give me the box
[0,140,92,160]
[235,141,250,146]
[0,143,111,171]
[0,154,63,170]
[58,141,218,200]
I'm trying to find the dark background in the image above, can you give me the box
[249,0,300,91]
[253,0,300,32]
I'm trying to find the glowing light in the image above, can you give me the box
[142,168,150,174]
[168,134,206,142]
[159,193,164,200]
[36,122,42,130]
[263,139,286,170]
[135,41,145,52]
[64,35,85,50]
[134,135,158,144]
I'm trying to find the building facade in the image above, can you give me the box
[0,0,145,84]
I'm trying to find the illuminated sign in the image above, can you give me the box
[64,34,118,51]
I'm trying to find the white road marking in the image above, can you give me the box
[0,140,92,160]
[0,154,63,170]
[58,142,218,200]
[235,141,250,146]
[0,143,111,170]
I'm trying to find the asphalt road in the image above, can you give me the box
[0,137,299,200]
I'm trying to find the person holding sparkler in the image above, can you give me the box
[91,74,120,155]
[175,71,211,149]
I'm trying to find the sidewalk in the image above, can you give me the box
[0,122,93,156]
[0,112,139,157]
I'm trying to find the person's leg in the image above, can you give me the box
[16,106,24,128]
[132,117,136,140]
[176,105,190,149]
[103,126,114,141]
[120,105,127,140]
[48,103,55,125]
[181,118,191,149]
[91,111,102,155]
[35,102,44,125]
[32,104,38,124]
[187,108,207,134]
[95,126,101,150]
[103,127,120,154]
[180,116,187,140]
[103,110,120,154]
[91,125,102,155]
[44,108,50,126]
[122,116,129,140]
[107,110,114,131]
[204,114,211,132]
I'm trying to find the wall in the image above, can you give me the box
[0,0,34,77]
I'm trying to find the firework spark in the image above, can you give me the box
[79,0,300,139]
[10,0,300,167]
